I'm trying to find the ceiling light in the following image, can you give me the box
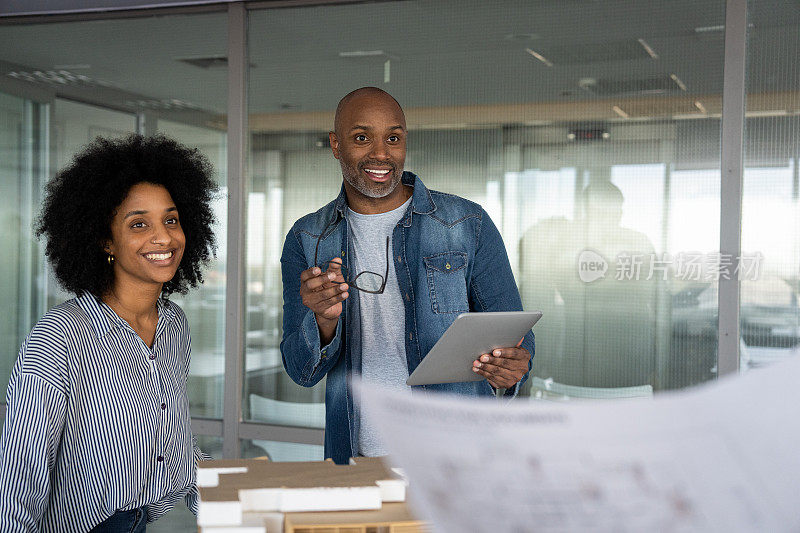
[694,24,725,33]
[525,48,553,67]
[746,110,789,118]
[694,100,707,114]
[637,39,659,60]
[339,50,385,57]
[123,98,202,111]
[694,23,754,36]
[612,105,629,119]
[670,74,687,91]
[6,69,113,87]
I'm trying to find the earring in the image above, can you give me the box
[107,254,115,265]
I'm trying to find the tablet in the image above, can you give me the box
[406,311,542,386]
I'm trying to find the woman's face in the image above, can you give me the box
[105,182,186,291]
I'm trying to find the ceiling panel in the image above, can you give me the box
[0,0,796,125]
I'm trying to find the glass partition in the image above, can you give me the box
[158,119,228,418]
[4,0,796,468]
[0,91,48,396]
[46,99,139,310]
[245,0,727,432]
[740,2,800,371]
[241,438,324,462]
[0,12,228,418]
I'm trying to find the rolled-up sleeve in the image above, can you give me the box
[280,226,344,387]
[468,208,535,397]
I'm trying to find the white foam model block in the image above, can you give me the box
[198,456,406,523]
[197,500,243,527]
[197,467,249,488]
[375,478,406,502]
[199,512,278,533]
[239,486,383,512]
[259,512,285,533]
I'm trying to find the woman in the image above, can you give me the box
[0,134,218,532]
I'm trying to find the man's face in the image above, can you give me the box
[329,93,407,201]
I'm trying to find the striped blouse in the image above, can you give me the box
[0,293,208,532]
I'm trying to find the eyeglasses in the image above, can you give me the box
[313,218,389,294]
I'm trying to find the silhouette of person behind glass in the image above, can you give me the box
[520,180,657,388]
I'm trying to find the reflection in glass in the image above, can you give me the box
[241,438,323,462]
[0,93,48,397]
[740,3,800,372]
[159,120,228,419]
[245,0,728,417]
[0,13,228,416]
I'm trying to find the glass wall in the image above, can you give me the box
[740,3,800,370]
[0,12,228,420]
[0,0,797,470]
[0,91,48,396]
[244,0,726,438]
[159,119,229,418]
[46,99,139,310]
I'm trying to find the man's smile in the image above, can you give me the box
[363,167,392,182]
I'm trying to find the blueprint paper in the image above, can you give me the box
[356,357,800,532]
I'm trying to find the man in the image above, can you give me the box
[280,87,534,464]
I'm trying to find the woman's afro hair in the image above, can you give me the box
[37,134,218,297]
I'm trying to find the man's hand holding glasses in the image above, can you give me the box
[300,258,349,346]
[303,215,390,346]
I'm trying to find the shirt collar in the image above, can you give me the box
[76,292,175,339]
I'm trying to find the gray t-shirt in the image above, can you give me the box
[347,197,412,456]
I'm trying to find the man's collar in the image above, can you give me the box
[333,171,436,219]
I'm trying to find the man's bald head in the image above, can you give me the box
[333,87,405,136]
[328,87,408,210]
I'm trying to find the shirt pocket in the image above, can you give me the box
[423,251,469,314]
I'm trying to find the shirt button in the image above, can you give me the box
[157,456,164,462]
[405,293,410,301]
[409,332,413,341]
[149,354,156,360]
[397,255,402,263]
[161,403,167,410]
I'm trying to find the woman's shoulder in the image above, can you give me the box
[16,299,87,391]
[30,298,90,338]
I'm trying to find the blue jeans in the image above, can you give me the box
[90,507,147,533]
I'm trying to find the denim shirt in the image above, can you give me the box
[280,172,535,464]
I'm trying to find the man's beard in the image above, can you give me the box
[341,160,402,199]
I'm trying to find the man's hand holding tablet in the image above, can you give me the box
[405,311,542,387]
[472,337,530,389]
